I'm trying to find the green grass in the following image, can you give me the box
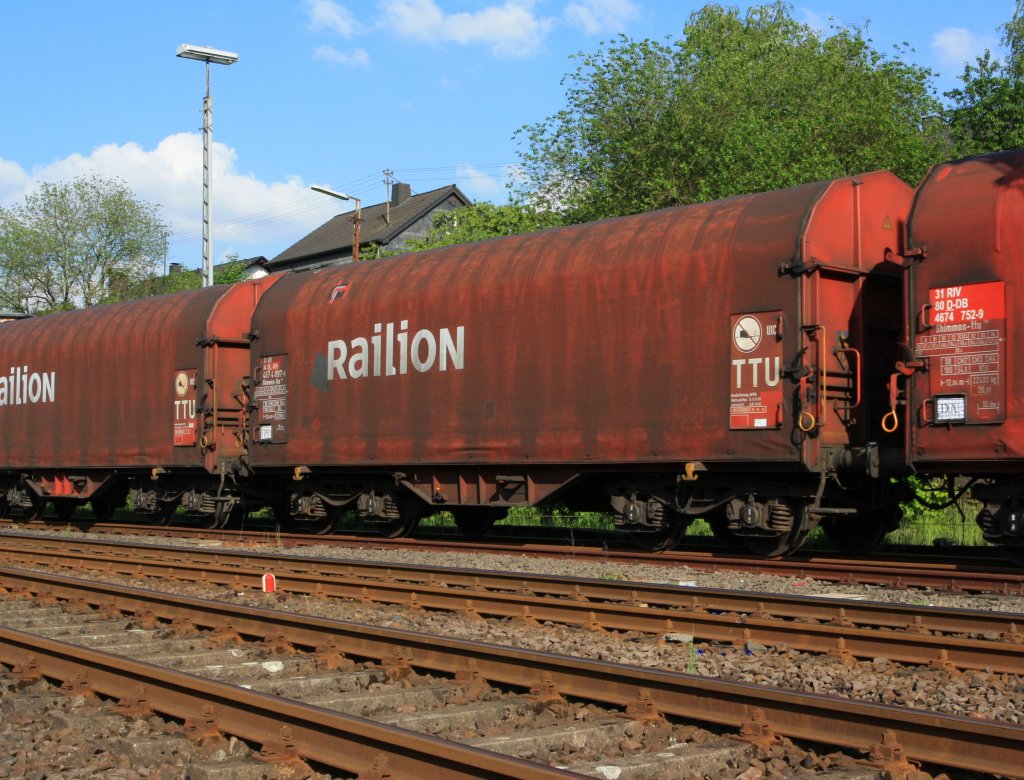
[887,502,988,547]
[57,481,990,550]
[418,506,616,530]
[419,498,989,551]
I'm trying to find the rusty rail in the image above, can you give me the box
[1,566,1022,776]
[0,625,571,778]
[4,517,1021,593]
[4,531,1018,633]
[2,533,1022,674]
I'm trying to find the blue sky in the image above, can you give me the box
[0,1,1015,271]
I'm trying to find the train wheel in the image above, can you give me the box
[213,501,245,530]
[0,491,10,519]
[308,505,342,535]
[187,512,219,530]
[822,515,889,555]
[186,504,228,529]
[705,510,743,551]
[740,532,794,557]
[308,518,337,535]
[90,493,119,521]
[92,486,127,522]
[276,494,341,535]
[740,500,813,558]
[630,514,690,552]
[272,499,292,525]
[452,508,499,538]
[378,510,421,538]
[372,494,422,538]
[151,502,178,526]
[22,493,46,522]
[53,499,78,522]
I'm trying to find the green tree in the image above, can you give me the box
[514,3,947,224]
[1003,0,1024,79]
[943,53,1024,158]
[212,257,249,285]
[120,255,249,299]
[943,1,1024,158]
[0,174,168,313]
[405,203,563,252]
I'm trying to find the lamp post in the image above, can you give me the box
[177,44,238,287]
[311,185,363,261]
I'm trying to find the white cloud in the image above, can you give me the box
[313,45,371,67]
[0,158,31,207]
[932,27,998,67]
[306,0,360,37]
[455,163,506,200]
[0,134,341,267]
[380,0,555,58]
[564,0,639,35]
[799,8,828,35]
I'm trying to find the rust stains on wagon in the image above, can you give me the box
[902,148,1024,559]
[0,276,281,526]
[248,172,913,554]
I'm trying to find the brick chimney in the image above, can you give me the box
[391,182,411,206]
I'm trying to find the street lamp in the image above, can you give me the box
[177,44,238,287]
[311,185,363,262]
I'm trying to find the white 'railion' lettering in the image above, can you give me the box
[328,321,464,381]
[0,366,56,406]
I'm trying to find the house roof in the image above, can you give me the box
[270,184,471,268]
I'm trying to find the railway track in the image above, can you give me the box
[0,575,565,778]
[3,517,1021,594]
[1,564,1022,777]
[2,531,1023,676]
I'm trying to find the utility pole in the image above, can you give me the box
[177,44,238,287]
[383,169,394,224]
[310,185,362,262]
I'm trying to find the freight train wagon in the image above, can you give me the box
[0,279,279,528]
[245,171,914,554]
[900,148,1024,563]
[0,170,917,557]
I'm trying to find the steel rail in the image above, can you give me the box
[4,531,1019,634]
[0,625,572,779]
[2,534,1023,673]
[1,566,1021,776]
[3,520,1020,593]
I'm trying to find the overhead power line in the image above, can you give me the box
[168,163,516,246]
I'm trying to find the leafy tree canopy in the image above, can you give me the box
[943,0,1024,158]
[512,2,947,224]
[944,53,1024,158]
[405,203,563,252]
[1003,0,1024,80]
[0,174,168,314]
[120,255,248,300]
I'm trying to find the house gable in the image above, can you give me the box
[269,183,472,272]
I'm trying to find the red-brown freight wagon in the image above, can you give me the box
[248,172,914,554]
[0,278,278,526]
[901,148,1024,562]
